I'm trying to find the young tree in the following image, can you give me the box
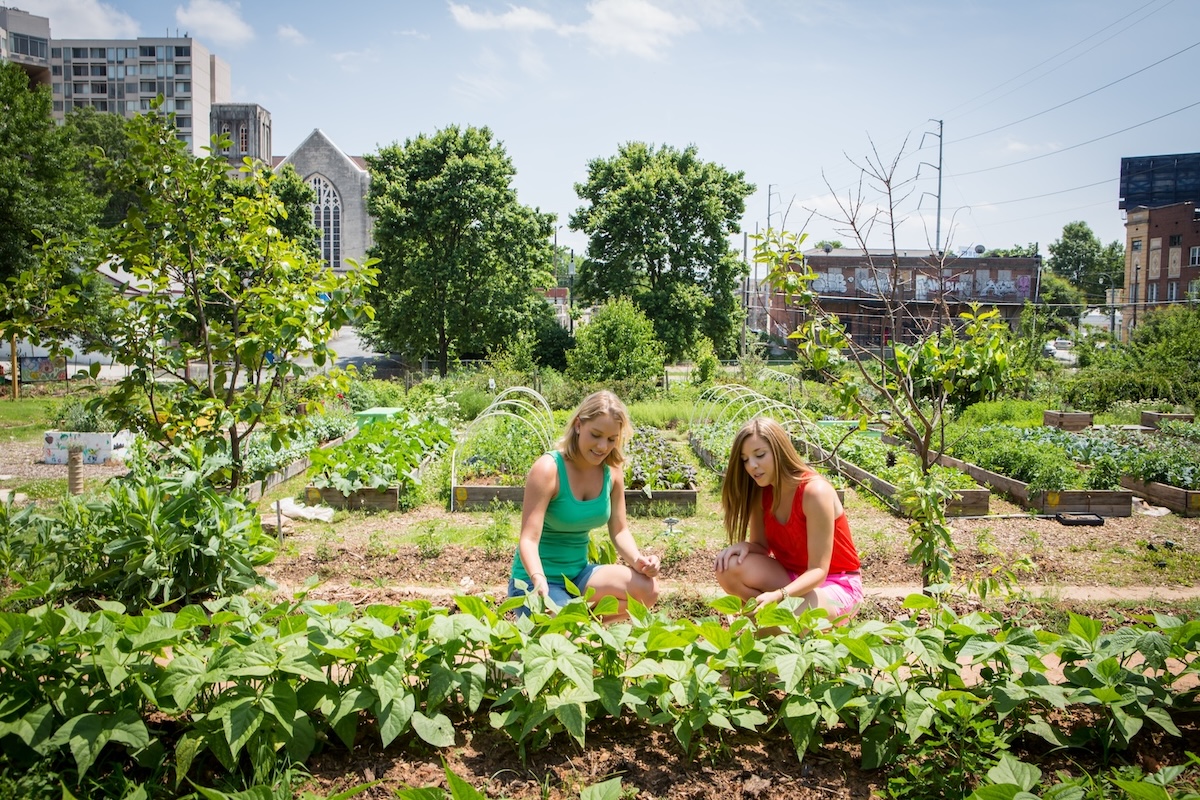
[223,162,321,259]
[571,142,754,361]
[756,139,1018,588]
[55,110,377,489]
[362,125,554,376]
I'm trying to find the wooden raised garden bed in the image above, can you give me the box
[1140,410,1195,430]
[1120,477,1200,517]
[931,453,1132,517]
[450,484,697,515]
[305,485,401,511]
[797,438,988,517]
[243,434,350,503]
[1043,410,1093,432]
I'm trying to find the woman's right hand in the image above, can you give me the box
[531,573,549,597]
[715,543,750,573]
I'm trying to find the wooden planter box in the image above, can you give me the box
[1120,477,1200,517]
[243,434,350,503]
[305,485,401,511]
[932,453,1132,517]
[797,438,988,517]
[1140,411,1195,430]
[1043,410,1093,432]
[450,484,697,515]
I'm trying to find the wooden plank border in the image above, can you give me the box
[449,484,698,514]
[1120,476,1200,517]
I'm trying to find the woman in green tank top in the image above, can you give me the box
[508,391,660,619]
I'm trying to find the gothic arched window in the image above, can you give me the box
[308,174,342,269]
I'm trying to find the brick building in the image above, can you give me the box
[765,248,1042,348]
[1122,201,1200,339]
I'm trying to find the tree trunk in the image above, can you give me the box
[9,333,17,401]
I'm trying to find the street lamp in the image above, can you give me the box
[568,249,575,335]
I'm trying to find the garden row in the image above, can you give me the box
[0,591,1195,798]
[685,396,1200,519]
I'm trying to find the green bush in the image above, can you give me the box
[691,338,720,386]
[954,399,1049,428]
[566,297,664,391]
[0,443,273,610]
[47,396,115,433]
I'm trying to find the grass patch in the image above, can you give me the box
[0,397,59,443]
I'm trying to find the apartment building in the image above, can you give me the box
[1122,201,1200,339]
[1,5,230,155]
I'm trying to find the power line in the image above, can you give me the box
[949,38,1200,144]
[942,0,1177,122]
[950,100,1200,178]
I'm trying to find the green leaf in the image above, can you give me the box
[1110,779,1170,800]
[411,711,455,747]
[986,755,1041,792]
[444,761,488,800]
[48,710,150,776]
[580,776,624,800]
[174,731,203,789]
[377,692,416,748]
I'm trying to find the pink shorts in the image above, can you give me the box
[787,570,864,619]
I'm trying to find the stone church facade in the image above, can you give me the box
[273,129,373,273]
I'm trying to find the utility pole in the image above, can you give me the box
[740,231,748,361]
[920,120,944,255]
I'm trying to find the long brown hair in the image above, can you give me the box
[721,417,812,544]
[558,390,632,468]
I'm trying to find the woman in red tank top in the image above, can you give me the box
[715,417,862,621]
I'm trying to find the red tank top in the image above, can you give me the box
[762,479,860,575]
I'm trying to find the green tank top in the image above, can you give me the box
[511,450,611,585]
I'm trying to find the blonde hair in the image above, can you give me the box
[721,417,812,544]
[558,390,632,468]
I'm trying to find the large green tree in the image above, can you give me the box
[1047,221,1123,303]
[62,106,136,230]
[570,142,754,362]
[362,125,554,376]
[0,61,101,370]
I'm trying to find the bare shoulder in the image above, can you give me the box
[525,453,560,494]
[609,463,625,492]
[801,473,841,512]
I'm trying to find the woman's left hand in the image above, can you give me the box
[634,554,661,577]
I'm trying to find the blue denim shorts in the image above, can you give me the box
[507,563,598,616]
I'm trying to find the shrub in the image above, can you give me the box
[0,443,273,610]
[566,297,664,390]
[48,396,115,433]
[691,338,720,386]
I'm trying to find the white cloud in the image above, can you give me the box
[19,0,139,38]
[448,3,557,32]
[395,28,431,40]
[331,49,379,74]
[574,0,699,60]
[175,0,254,47]
[277,24,307,46]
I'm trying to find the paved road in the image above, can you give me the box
[2,327,393,384]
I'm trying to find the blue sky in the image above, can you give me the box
[20,0,1200,264]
